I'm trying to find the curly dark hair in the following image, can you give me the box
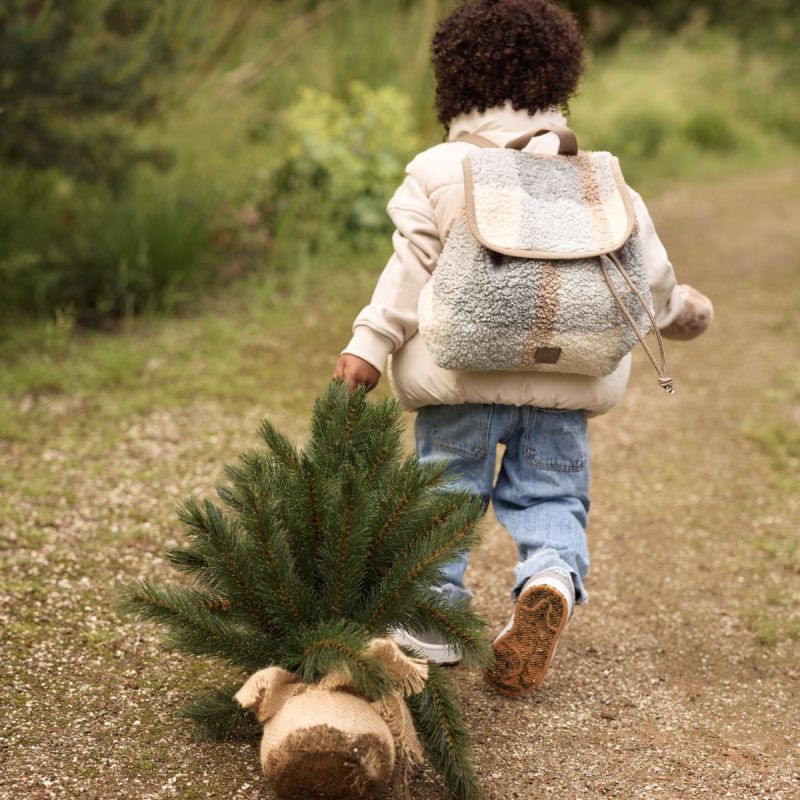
[431,0,584,125]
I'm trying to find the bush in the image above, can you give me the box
[684,110,738,151]
[0,0,227,326]
[604,111,670,160]
[259,82,420,264]
[0,168,220,320]
[0,0,199,186]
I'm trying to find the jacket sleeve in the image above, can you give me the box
[629,188,685,329]
[341,171,441,373]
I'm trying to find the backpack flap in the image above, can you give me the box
[463,149,635,259]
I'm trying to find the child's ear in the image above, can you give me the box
[235,666,301,724]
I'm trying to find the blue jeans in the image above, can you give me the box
[415,403,590,605]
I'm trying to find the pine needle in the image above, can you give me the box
[408,592,493,669]
[258,419,300,468]
[287,620,394,701]
[407,664,482,800]
[181,685,261,742]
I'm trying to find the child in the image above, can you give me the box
[333,0,712,697]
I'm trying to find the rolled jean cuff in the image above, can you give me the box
[512,548,588,605]
[433,583,473,605]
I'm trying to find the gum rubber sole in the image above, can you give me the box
[484,584,568,697]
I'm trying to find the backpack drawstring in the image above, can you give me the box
[600,253,675,394]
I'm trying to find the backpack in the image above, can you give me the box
[417,127,674,393]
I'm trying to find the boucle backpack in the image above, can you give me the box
[417,127,674,393]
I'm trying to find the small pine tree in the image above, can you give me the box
[122,381,491,800]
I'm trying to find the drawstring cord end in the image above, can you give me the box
[658,377,675,395]
[601,254,676,398]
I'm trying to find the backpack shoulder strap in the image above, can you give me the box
[506,127,578,155]
[457,127,579,154]
[455,132,499,148]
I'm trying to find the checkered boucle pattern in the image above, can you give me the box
[418,149,653,376]
[466,150,634,257]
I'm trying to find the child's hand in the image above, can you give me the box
[333,355,380,393]
[661,284,714,340]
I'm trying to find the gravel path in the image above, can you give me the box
[2,167,799,799]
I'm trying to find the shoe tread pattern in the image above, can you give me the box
[484,585,567,697]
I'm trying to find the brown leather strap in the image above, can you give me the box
[506,127,578,156]
[456,132,500,148]
[600,253,675,394]
[458,127,578,155]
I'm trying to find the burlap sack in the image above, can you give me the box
[235,640,428,800]
[265,687,393,799]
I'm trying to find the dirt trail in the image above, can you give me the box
[436,167,800,800]
[2,167,799,800]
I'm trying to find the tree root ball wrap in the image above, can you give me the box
[236,640,428,800]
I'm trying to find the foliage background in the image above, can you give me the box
[1,0,798,332]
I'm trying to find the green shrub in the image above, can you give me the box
[763,105,800,147]
[604,111,670,160]
[0,168,220,320]
[259,82,420,264]
[683,109,738,151]
[0,0,201,186]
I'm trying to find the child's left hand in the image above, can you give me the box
[661,284,714,340]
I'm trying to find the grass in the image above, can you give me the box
[0,254,385,430]
[745,369,800,496]
[2,165,800,798]
[744,279,800,496]
[571,28,800,191]
[740,286,800,645]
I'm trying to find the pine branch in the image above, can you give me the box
[181,685,261,742]
[249,509,316,632]
[222,470,318,632]
[365,488,468,587]
[407,593,493,669]
[265,461,319,587]
[365,456,450,565]
[220,451,279,535]
[308,382,367,469]
[217,468,317,628]
[330,472,358,616]
[301,455,326,553]
[217,460,259,520]
[310,386,404,484]
[182,496,315,636]
[180,498,282,634]
[286,620,394,702]
[120,581,276,671]
[360,499,484,630]
[315,468,376,619]
[221,450,317,592]
[403,491,472,554]
[258,418,300,469]
[308,383,402,477]
[362,401,404,484]
[165,544,210,578]
[341,388,361,447]
[407,665,482,800]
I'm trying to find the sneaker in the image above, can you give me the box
[484,568,574,697]
[391,629,462,665]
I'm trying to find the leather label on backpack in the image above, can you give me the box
[534,347,562,364]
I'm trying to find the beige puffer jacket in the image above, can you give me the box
[342,104,686,414]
